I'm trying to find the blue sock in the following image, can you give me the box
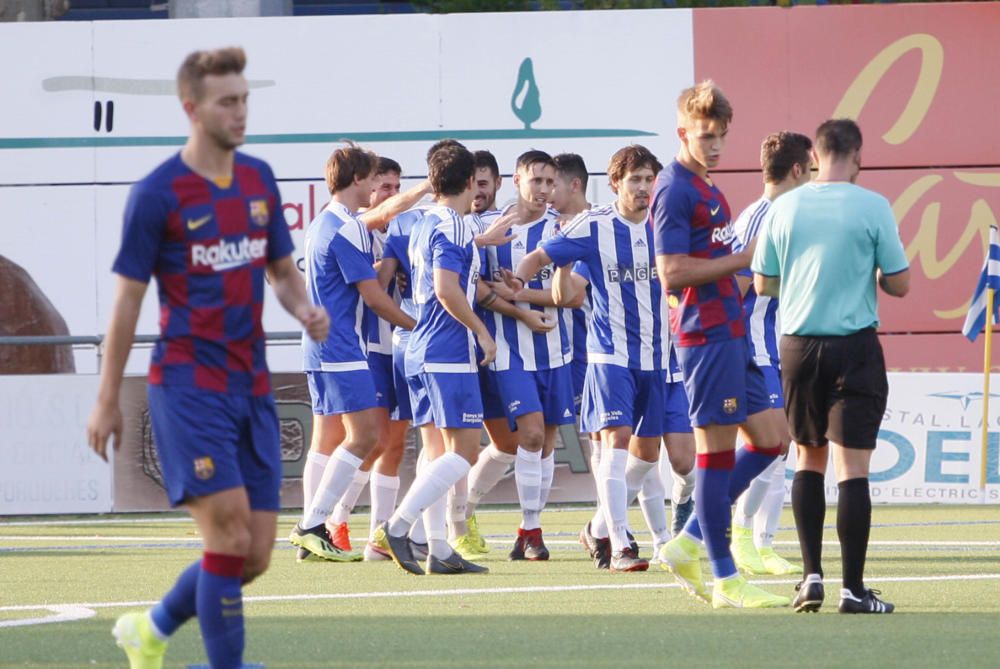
[197,552,245,669]
[695,451,737,579]
[150,560,200,637]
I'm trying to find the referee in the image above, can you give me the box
[751,119,910,614]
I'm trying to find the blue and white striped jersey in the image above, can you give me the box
[543,204,668,371]
[487,208,571,371]
[384,204,434,329]
[302,201,375,372]
[365,227,395,355]
[733,196,780,368]
[405,205,482,375]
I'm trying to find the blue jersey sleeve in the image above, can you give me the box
[572,260,591,284]
[112,183,169,283]
[384,220,406,262]
[331,224,377,285]
[543,213,592,268]
[260,163,294,262]
[431,229,468,275]
[652,179,693,256]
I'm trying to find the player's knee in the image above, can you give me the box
[242,550,271,583]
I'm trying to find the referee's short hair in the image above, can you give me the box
[815,119,863,160]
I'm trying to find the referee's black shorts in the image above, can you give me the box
[779,328,888,450]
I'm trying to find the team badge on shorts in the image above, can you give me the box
[722,397,738,415]
[193,456,215,480]
[249,199,270,226]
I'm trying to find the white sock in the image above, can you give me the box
[301,448,363,529]
[369,472,400,538]
[447,475,470,538]
[735,458,778,529]
[467,444,515,513]
[302,451,330,515]
[624,454,655,506]
[388,452,471,537]
[589,439,602,482]
[408,449,429,544]
[423,491,450,559]
[538,453,555,510]
[671,466,696,505]
[756,456,789,548]
[331,467,370,525]
[516,447,543,531]
[600,448,630,553]
[638,462,670,546]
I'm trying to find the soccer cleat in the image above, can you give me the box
[295,546,325,563]
[758,546,803,575]
[712,574,791,609]
[373,522,424,575]
[522,528,550,561]
[793,574,825,613]
[838,588,894,614]
[363,541,390,562]
[112,611,167,669]
[649,542,667,566]
[467,514,490,553]
[452,533,485,559]
[289,522,362,562]
[731,524,767,575]
[327,521,353,552]
[658,535,709,603]
[508,530,526,561]
[427,549,490,574]
[671,498,694,536]
[593,537,611,570]
[579,522,600,558]
[610,547,649,572]
[409,540,429,562]
[626,529,640,556]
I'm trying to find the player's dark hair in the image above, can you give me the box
[607,145,663,187]
[325,141,378,195]
[515,149,556,174]
[426,139,466,166]
[760,132,813,184]
[377,156,402,177]
[815,119,863,160]
[429,145,476,196]
[553,153,589,190]
[473,150,501,179]
[176,47,247,102]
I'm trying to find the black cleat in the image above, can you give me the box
[428,549,490,574]
[793,575,825,612]
[374,522,424,575]
[508,531,526,561]
[671,498,694,536]
[593,537,611,570]
[610,546,649,572]
[839,588,894,614]
[522,528,550,561]
[409,540,429,562]
[626,529,640,556]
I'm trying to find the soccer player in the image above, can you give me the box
[374,143,494,575]
[514,144,670,573]
[729,132,812,577]
[653,81,790,609]
[753,119,909,614]
[290,144,416,562]
[86,47,330,669]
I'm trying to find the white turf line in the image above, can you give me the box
[3,573,1000,629]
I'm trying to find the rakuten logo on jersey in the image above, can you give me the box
[191,237,268,271]
[711,222,736,245]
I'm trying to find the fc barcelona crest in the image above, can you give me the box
[249,199,270,227]
[722,397,738,415]
[194,456,215,480]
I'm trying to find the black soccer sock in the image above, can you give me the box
[837,477,872,598]
[792,470,826,578]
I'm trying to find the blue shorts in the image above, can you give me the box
[663,379,693,434]
[496,365,575,426]
[369,352,394,411]
[408,372,484,429]
[479,367,508,421]
[580,364,666,437]
[148,385,281,510]
[676,338,771,427]
[760,364,784,410]
[571,358,587,413]
[391,340,413,421]
[306,369,379,415]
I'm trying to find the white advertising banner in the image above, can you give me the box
[0,375,111,515]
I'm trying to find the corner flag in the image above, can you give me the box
[961,225,1000,342]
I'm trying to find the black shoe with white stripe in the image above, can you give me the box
[838,588,894,614]
[793,574,825,613]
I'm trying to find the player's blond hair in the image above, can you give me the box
[176,47,247,102]
[676,80,733,128]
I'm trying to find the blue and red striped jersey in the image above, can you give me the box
[113,151,294,396]
[652,160,745,347]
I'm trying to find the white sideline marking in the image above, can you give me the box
[0,605,96,629]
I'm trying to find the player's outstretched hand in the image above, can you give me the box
[477,209,521,247]
[521,309,556,334]
[476,331,497,367]
[487,279,517,303]
[87,402,122,463]
[299,304,330,342]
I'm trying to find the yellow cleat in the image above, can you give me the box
[657,535,709,604]
[467,514,490,553]
[731,524,767,575]
[113,611,167,669]
[712,574,791,609]
[452,533,485,559]
[758,546,803,575]
[289,522,362,562]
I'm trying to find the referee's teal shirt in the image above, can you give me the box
[751,182,909,336]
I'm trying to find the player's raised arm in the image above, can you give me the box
[360,179,432,231]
